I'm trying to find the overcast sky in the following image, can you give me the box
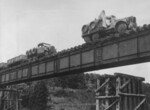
[0,0,150,82]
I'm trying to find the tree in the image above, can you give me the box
[21,83,35,109]
[21,81,48,110]
[54,73,86,89]
[31,81,48,110]
[67,73,86,89]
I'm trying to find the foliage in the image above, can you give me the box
[21,81,48,110]
[51,73,86,89]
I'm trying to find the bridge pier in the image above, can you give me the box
[95,73,148,110]
[0,86,21,110]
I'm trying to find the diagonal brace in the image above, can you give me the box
[95,78,110,93]
[120,79,131,90]
[134,98,146,110]
[104,99,119,110]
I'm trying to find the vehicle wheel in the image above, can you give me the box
[115,21,127,34]
[82,25,89,34]
[90,21,97,30]
[92,33,100,42]
[83,36,92,43]
[45,51,49,56]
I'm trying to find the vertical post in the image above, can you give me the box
[7,86,9,109]
[132,79,136,109]
[4,91,5,110]
[116,76,121,110]
[96,79,100,110]
[123,77,128,110]
[137,80,141,110]
[6,91,8,109]
[139,80,143,110]
[16,92,18,110]
[128,78,132,110]
[105,78,109,109]
[135,80,138,110]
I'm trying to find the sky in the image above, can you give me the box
[0,0,150,82]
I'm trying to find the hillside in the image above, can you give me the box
[21,73,99,110]
[47,87,95,110]
[20,73,150,110]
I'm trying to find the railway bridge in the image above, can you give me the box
[0,28,150,86]
[0,25,150,110]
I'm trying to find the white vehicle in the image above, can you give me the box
[82,10,137,43]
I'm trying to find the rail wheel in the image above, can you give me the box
[115,21,128,34]
[92,33,100,42]
[83,36,92,43]
[45,51,49,56]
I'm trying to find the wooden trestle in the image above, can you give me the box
[95,73,148,110]
[0,86,21,110]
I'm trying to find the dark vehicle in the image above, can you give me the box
[26,42,57,61]
[0,63,7,70]
[7,55,27,66]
